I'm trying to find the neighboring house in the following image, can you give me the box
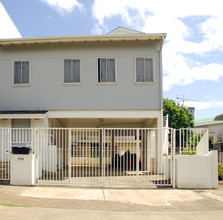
[0,27,166,129]
[187,107,195,119]
[195,116,223,163]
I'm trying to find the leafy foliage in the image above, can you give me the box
[219,163,223,180]
[163,98,194,129]
[209,135,214,148]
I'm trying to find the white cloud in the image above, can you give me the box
[92,0,223,91]
[184,100,223,110]
[40,0,83,15]
[0,2,21,38]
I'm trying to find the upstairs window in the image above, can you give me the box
[136,58,154,83]
[13,61,30,85]
[63,59,81,83]
[98,58,116,83]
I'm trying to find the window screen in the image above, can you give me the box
[14,61,29,84]
[136,58,153,82]
[63,59,81,83]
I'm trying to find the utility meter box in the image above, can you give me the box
[10,143,36,185]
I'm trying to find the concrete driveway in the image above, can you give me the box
[0,182,223,219]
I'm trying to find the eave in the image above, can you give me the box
[0,34,167,47]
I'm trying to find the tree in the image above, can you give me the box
[163,98,194,129]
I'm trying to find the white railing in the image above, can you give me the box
[11,128,32,144]
[176,128,209,155]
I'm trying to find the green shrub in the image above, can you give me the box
[218,163,223,181]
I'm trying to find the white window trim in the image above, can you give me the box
[97,57,117,85]
[135,56,155,84]
[12,60,31,86]
[62,58,82,85]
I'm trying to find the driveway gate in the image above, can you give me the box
[35,128,174,186]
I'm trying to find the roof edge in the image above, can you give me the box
[214,114,223,121]
[0,33,167,46]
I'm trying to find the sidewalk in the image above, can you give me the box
[0,182,223,219]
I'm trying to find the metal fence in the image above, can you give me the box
[34,128,174,186]
[0,127,209,186]
[175,128,209,155]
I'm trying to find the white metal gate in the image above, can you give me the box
[35,128,174,186]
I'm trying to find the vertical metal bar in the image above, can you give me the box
[8,128,11,180]
[39,129,42,181]
[33,128,36,184]
[61,129,63,182]
[102,128,105,185]
[58,129,60,181]
[64,129,67,182]
[85,129,87,182]
[93,129,95,183]
[54,129,56,181]
[119,129,122,185]
[71,129,73,182]
[99,129,102,179]
[129,129,132,184]
[126,129,129,185]
[80,129,82,180]
[0,129,2,179]
[81,129,84,181]
[111,129,114,184]
[136,129,139,185]
[68,129,71,183]
[172,129,176,188]
[1,129,3,179]
[0,128,1,179]
[88,129,90,183]
[118,129,121,184]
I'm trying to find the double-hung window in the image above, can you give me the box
[63,59,81,83]
[98,58,116,83]
[136,57,154,83]
[13,61,30,85]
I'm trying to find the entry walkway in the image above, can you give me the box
[0,183,223,219]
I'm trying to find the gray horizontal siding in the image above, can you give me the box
[0,41,162,111]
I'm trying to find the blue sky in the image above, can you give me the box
[1,0,223,120]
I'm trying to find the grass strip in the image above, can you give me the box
[0,202,31,207]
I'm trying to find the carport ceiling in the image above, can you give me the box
[54,118,157,128]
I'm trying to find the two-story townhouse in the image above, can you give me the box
[0,27,168,185]
[0,27,166,129]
